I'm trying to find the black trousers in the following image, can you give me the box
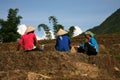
[77,43,97,56]
[24,48,41,52]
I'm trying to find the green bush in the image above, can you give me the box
[115,55,120,60]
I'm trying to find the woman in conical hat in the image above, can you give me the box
[56,28,68,36]
[25,26,36,34]
[17,26,39,51]
[75,31,98,56]
[55,28,71,52]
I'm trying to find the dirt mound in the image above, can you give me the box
[0,51,100,79]
[0,50,120,80]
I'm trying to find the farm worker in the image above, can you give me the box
[17,26,41,51]
[55,28,71,52]
[75,31,98,56]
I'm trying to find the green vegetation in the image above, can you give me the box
[88,8,120,34]
[49,16,60,36]
[38,24,52,40]
[68,26,75,38]
[0,9,76,42]
[115,55,120,60]
[0,8,22,42]
[38,16,76,39]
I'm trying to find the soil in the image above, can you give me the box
[0,34,120,80]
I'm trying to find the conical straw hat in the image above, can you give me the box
[25,26,36,33]
[56,29,68,36]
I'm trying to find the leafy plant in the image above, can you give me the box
[38,24,52,40]
[115,55,120,60]
[68,26,75,38]
[0,8,22,42]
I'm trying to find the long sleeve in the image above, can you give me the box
[89,38,98,52]
[17,36,23,51]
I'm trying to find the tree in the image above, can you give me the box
[68,26,75,38]
[49,16,58,26]
[38,16,75,39]
[0,8,22,42]
[38,24,52,40]
[49,16,58,36]
[49,16,64,36]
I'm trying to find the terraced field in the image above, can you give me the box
[0,34,120,80]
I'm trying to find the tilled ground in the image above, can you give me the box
[0,34,120,80]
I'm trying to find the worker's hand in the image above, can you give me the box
[88,42,91,44]
[73,46,79,48]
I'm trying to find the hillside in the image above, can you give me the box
[88,8,120,34]
[0,34,120,80]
